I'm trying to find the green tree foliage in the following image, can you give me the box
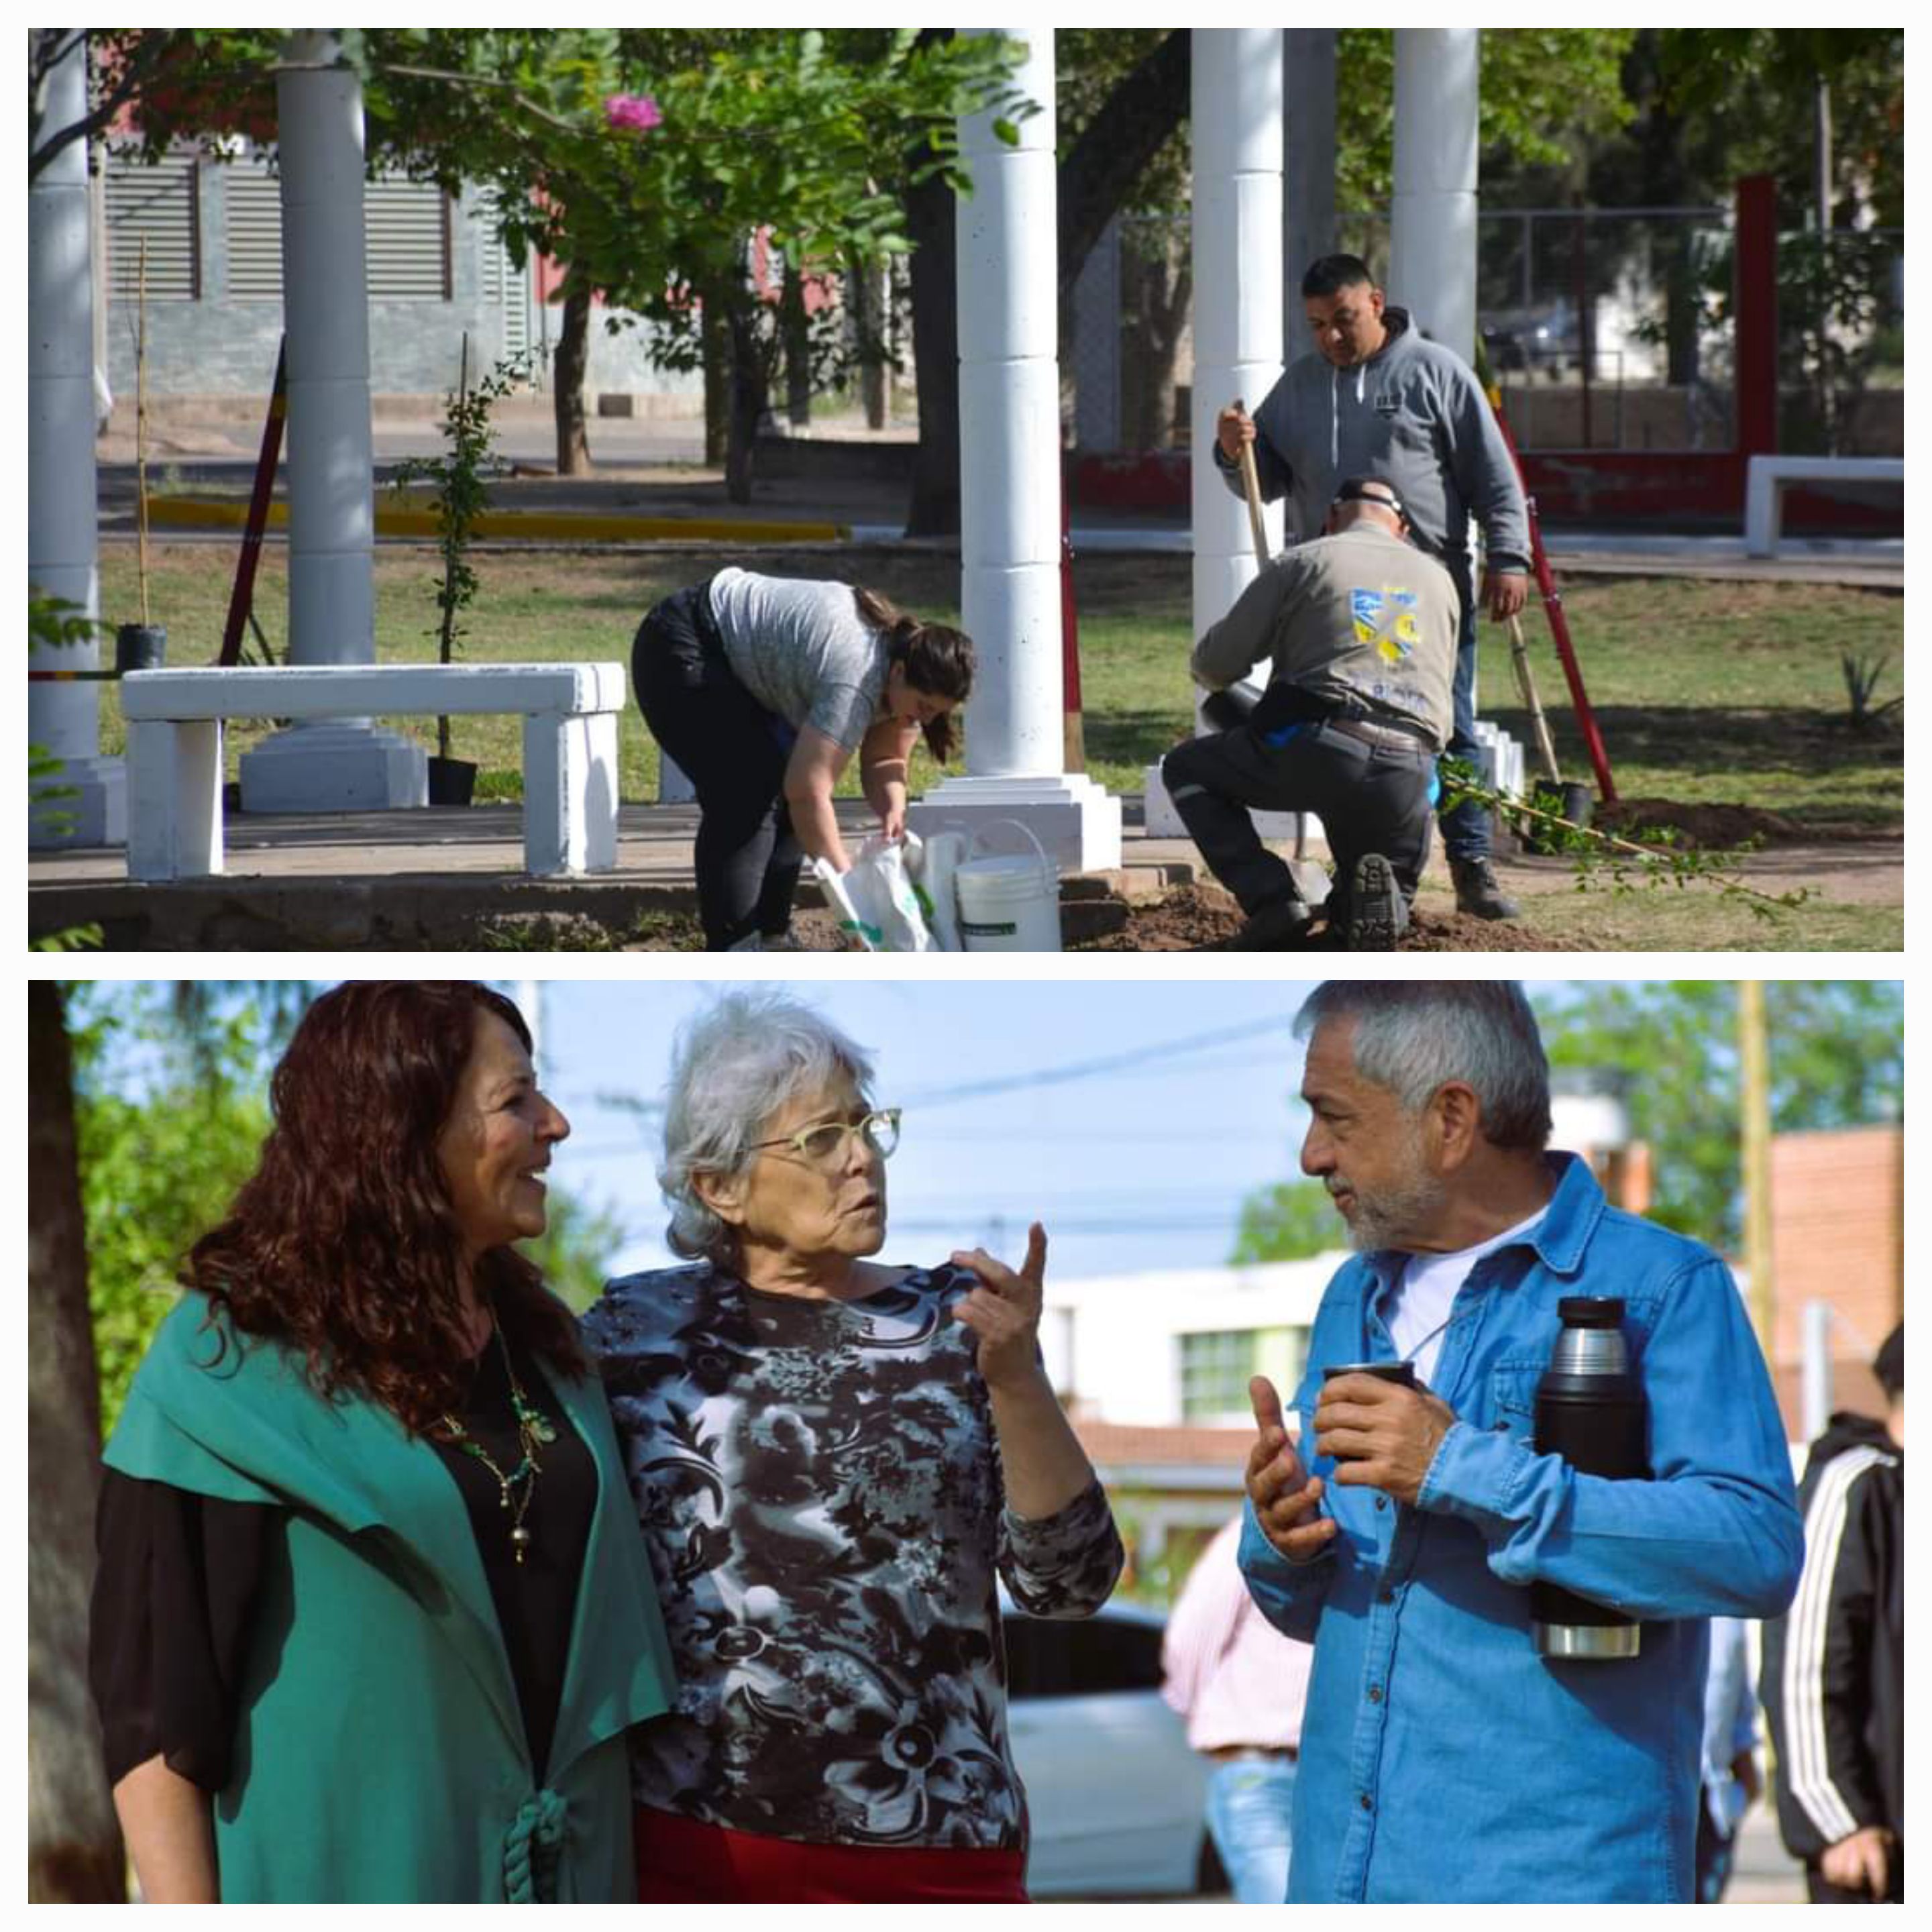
[1532,981,1902,1251]
[518,1188,631,1315]
[68,984,280,1434]
[68,981,634,1428]
[1229,1178,1343,1265]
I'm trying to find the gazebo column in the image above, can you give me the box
[1283,30,1337,317]
[1391,28,1479,360]
[29,32,125,849]
[239,29,424,811]
[907,24,1121,875]
[1146,28,1307,867]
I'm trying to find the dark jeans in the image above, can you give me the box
[1438,586,1491,863]
[1693,1809,1735,1904]
[632,582,802,949]
[1161,717,1436,917]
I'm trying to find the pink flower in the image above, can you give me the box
[604,94,662,134]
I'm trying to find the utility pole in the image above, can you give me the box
[1738,983,1774,1354]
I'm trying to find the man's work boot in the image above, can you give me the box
[1234,894,1313,951]
[1450,857,1521,922]
[1344,853,1409,951]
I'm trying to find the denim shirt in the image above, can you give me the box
[1239,1153,1802,1903]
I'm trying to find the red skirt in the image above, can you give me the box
[633,1805,1030,1903]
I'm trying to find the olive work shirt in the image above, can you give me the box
[1189,524,1460,749]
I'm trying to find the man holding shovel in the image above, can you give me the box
[1215,254,1532,921]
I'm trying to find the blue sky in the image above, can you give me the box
[513,977,1330,1283]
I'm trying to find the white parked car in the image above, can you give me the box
[1003,1599,1218,1898]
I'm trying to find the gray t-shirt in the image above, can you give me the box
[707,568,889,751]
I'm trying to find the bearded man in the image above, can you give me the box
[1238,981,1801,1902]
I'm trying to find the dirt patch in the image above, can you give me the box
[1589,796,1815,849]
[1068,884,1576,953]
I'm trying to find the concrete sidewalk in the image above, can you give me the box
[95,400,1902,589]
[29,800,1203,950]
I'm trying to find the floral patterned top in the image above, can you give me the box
[583,1260,1124,1850]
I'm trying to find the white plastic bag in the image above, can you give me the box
[812,836,935,951]
[906,830,967,951]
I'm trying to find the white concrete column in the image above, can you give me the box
[908,25,1120,877]
[1283,30,1337,318]
[1392,29,1479,361]
[240,30,424,811]
[1188,28,1283,639]
[1145,29,1310,866]
[29,32,125,848]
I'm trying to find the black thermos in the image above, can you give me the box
[1531,1297,1648,1659]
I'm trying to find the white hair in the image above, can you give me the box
[1294,981,1552,1150]
[658,989,877,1262]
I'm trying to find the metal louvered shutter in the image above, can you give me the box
[105,151,200,299]
[223,162,284,300]
[221,162,449,301]
[365,178,451,300]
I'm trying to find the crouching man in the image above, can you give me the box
[1161,480,1459,951]
[1241,981,1803,1902]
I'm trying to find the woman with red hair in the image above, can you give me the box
[89,981,674,1902]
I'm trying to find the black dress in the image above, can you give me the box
[89,1328,596,1788]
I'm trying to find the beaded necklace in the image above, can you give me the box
[439,1313,558,1566]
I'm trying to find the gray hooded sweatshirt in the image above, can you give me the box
[1216,305,1530,599]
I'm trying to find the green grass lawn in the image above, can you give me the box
[96,543,1901,833]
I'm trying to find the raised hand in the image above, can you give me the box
[949,1222,1049,1393]
[1247,1375,1336,1561]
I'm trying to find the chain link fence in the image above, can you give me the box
[1071,207,1902,458]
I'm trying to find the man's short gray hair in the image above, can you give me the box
[659,989,877,1263]
[1293,981,1552,1150]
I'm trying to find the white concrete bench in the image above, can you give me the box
[121,663,625,881]
[1745,455,1903,556]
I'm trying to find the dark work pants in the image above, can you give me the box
[1440,584,1491,863]
[632,583,802,949]
[1161,718,1436,918]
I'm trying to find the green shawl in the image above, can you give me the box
[102,1293,674,1903]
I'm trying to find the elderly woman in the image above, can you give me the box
[632,569,976,950]
[584,991,1123,1902]
[89,982,675,1903]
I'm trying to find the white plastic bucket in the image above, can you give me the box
[954,821,1061,953]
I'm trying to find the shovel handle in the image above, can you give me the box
[1230,397,1271,570]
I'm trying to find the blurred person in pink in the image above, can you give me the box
[1162,1514,1315,1903]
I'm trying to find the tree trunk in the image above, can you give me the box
[552,275,593,476]
[849,258,888,429]
[1120,226,1191,450]
[780,254,812,429]
[722,299,771,506]
[904,150,961,537]
[28,982,125,1902]
[702,300,729,467]
[1056,30,1191,307]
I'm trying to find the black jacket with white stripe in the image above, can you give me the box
[1758,1410,1904,1863]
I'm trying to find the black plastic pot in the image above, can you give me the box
[1525,777,1595,853]
[426,755,478,806]
[115,623,167,674]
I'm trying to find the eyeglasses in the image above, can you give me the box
[749,1108,902,1168]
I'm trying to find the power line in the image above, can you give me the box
[897,1015,1301,1112]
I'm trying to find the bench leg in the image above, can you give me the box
[523,711,619,875]
[1744,467,1778,557]
[126,718,223,879]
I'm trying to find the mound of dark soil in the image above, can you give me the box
[1068,885,1576,953]
[1589,797,1806,849]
